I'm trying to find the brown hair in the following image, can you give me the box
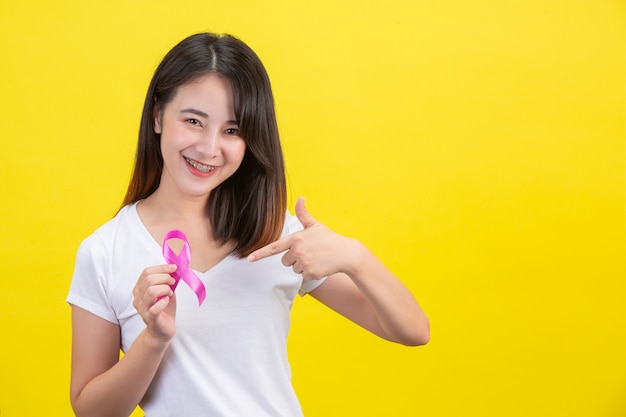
[121,33,286,257]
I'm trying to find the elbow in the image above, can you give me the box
[69,391,81,417]
[402,315,430,347]
[70,398,89,417]
[69,391,103,417]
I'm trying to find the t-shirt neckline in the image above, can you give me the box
[126,202,232,276]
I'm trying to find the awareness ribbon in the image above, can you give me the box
[162,230,206,306]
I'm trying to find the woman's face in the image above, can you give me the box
[154,74,246,201]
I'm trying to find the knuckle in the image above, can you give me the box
[146,287,160,299]
[270,243,280,254]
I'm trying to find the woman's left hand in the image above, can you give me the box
[248,197,359,280]
[250,197,430,346]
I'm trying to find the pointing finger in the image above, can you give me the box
[247,237,291,262]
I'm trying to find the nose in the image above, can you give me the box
[196,129,220,157]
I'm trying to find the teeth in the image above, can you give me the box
[185,157,215,173]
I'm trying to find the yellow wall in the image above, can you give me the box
[1,1,624,416]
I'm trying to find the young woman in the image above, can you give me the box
[67,32,429,417]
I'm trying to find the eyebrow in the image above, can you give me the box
[180,108,238,124]
[180,108,209,118]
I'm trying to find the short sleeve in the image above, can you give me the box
[66,234,119,324]
[283,213,327,297]
[298,278,326,296]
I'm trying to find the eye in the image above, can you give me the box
[186,118,202,126]
[225,127,240,136]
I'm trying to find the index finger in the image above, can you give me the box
[144,264,177,275]
[247,237,292,262]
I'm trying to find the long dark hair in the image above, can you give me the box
[121,33,286,257]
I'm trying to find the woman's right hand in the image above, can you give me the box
[132,264,178,344]
[71,265,178,416]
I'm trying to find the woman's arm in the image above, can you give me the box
[309,254,429,346]
[70,265,176,417]
[248,197,429,346]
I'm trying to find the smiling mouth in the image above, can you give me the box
[184,157,215,173]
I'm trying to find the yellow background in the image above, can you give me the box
[1,1,624,416]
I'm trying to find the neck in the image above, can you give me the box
[141,187,210,225]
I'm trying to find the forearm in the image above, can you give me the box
[345,240,430,346]
[71,330,169,417]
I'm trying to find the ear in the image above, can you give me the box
[153,104,162,134]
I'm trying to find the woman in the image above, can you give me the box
[68,32,429,417]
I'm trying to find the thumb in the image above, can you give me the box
[295,197,317,228]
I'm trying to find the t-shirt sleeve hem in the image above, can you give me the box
[66,293,119,325]
[298,277,327,297]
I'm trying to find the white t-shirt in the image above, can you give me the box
[67,203,324,416]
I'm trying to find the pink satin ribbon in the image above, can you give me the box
[162,230,206,306]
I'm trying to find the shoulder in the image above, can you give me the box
[76,204,137,257]
[68,206,139,324]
